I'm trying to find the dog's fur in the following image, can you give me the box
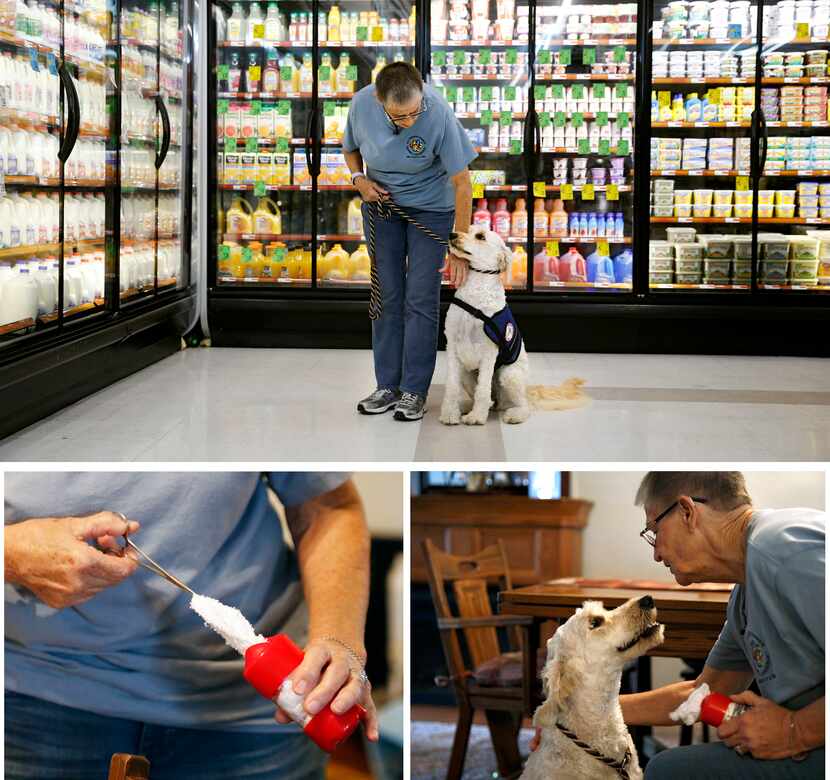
[441,228,532,426]
[520,598,665,780]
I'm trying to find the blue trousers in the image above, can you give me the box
[645,743,825,779]
[5,691,327,780]
[362,203,455,397]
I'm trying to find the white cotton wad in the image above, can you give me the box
[670,683,711,726]
[190,593,265,656]
[277,681,312,727]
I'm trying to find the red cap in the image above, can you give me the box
[700,692,732,727]
[305,702,367,753]
[244,634,304,700]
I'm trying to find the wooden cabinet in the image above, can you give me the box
[411,495,592,585]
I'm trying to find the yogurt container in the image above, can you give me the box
[775,190,797,205]
[693,189,713,205]
[666,227,697,243]
[776,203,796,217]
[734,203,753,217]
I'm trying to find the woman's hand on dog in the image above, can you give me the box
[717,690,794,759]
[443,254,469,287]
[529,727,542,752]
[355,176,389,203]
[275,637,379,741]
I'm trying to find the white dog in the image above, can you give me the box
[520,597,665,780]
[441,228,531,426]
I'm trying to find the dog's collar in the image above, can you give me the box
[555,723,632,780]
[468,266,502,275]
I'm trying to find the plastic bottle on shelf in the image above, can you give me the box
[228,51,242,92]
[533,245,556,283]
[472,198,491,229]
[246,3,264,45]
[347,197,363,236]
[346,244,370,280]
[510,245,527,286]
[227,2,245,41]
[335,53,352,93]
[586,249,614,284]
[532,198,547,237]
[577,213,588,238]
[511,198,527,237]
[559,247,586,283]
[615,212,624,238]
[613,248,633,284]
[549,199,568,237]
[371,55,386,84]
[568,212,579,238]
[327,4,341,42]
[262,49,279,93]
[253,197,281,234]
[264,2,284,41]
[226,196,253,233]
[246,52,261,92]
[492,198,510,239]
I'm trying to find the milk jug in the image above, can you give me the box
[347,197,363,236]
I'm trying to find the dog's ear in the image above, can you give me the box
[534,655,584,727]
[498,249,511,272]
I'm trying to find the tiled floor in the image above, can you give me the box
[1,347,828,461]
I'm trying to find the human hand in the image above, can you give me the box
[529,726,542,752]
[442,253,469,287]
[355,176,389,203]
[717,691,794,759]
[274,637,379,742]
[4,512,140,609]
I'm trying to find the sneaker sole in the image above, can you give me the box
[393,410,425,422]
[357,402,398,415]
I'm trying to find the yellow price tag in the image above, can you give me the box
[658,90,671,107]
[736,175,749,191]
[796,22,809,38]
[546,240,560,256]
[561,183,574,200]
[533,181,547,197]
[708,87,721,105]
[598,239,610,255]
[371,26,384,41]
[607,184,619,201]
[248,66,261,81]
[582,183,595,201]
[472,183,485,198]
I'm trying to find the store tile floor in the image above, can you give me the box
[1,347,829,461]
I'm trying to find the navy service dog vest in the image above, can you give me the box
[451,298,523,369]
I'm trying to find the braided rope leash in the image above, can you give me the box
[556,723,632,780]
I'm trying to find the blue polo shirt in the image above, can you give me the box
[5,472,349,732]
[343,83,477,210]
[706,508,825,709]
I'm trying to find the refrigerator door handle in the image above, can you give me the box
[58,63,80,163]
[310,105,322,177]
[758,110,768,175]
[304,107,314,174]
[522,108,535,180]
[155,94,172,169]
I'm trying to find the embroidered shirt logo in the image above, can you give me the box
[505,322,515,342]
[406,136,426,155]
[746,631,771,677]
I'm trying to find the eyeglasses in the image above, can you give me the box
[384,98,427,134]
[640,497,708,547]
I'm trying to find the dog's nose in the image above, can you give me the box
[449,232,458,240]
[639,595,654,610]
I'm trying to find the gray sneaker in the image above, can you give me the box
[357,388,401,415]
[393,391,426,421]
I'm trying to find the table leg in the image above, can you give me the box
[631,655,653,762]
[522,619,541,717]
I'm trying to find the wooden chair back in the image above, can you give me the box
[108,755,150,780]
[422,539,514,674]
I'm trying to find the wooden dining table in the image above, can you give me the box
[498,577,733,717]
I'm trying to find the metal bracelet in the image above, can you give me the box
[319,635,368,681]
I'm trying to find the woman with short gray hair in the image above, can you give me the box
[343,62,477,422]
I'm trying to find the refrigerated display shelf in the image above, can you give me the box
[0,238,105,260]
[125,40,183,63]
[0,316,36,337]
[126,135,182,148]
[39,298,106,324]
[218,40,413,48]
[539,145,632,154]
[2,176,107,188]
[652,121,751,128]
[760,283,830,291]
[654,77,830,86]
[0,31,107,76]
[218,90,354,99]
[651,216,830,224]
[432,37,636,46]
[651,282,750,290]
[439,75,531,82]
[219,184,356,191]
[537,280,632,289]
[0,108,57,126]
[218,275,312,285]
[509,235,632,243]
[455,111,526,119]
[222,138,327,146]
[652,169,830,177]
[532,74,635,82]
[120,278,178,301]
[222,233,363,241]
[653,37,830,45]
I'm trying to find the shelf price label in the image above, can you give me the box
[607,183,619,200]
[224,137,236,153]
[509,139,522,155]
[506,49,518,65]
[553,111,566,127]
[356,25,368,41]
[582,183,595,200]
[577,137,591,154]
[593,82,606,99]
[796,21,809,37]
[583,47,596,65]
[613,45,626,63]
[561,183,574,200]
[596,110,608,127]
[572,83,585,100]
[245,137,258,152]
[218,99,229,115]
[480,109,493,125]
[533,181,547,197]
[560,48,571,66]
[254,181,267,196]
[538,50,551,65]
[433,50,446,66]
[453,50,466,66]
[534,85,546,100]
[276,137,289,152]
[539,111,551,127]
[617,111,629,128]
[598,138,610,156]
[572,111,584,128]
[598,239,610,255]
[546,240,560,256]
[371,26,384,41]
[463,86,475,101]
[617,139,629,155]
[472,183,485,198]
[736,175,749,191]
[217,63,229,80]
[615,82,628,99]
[479,48,491,64]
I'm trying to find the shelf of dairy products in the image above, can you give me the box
[217,3,415,47]
[652,216,830,223]
[120,2,183,56]
[652,169,830,176]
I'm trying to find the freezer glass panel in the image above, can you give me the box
[648,2,757,292]
[756,14,830,292]
[214,0,315,287]
[533,2,637,292]
[430,0,530,290]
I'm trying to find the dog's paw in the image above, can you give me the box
[502,406,531,424]
[460,400,473,414]
[440,408,462,425]
[461,409,488,426]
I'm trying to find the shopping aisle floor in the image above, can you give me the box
[1,347,828,461]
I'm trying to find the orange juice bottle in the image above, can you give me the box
[511,245,527,287]
[532,199,548,237]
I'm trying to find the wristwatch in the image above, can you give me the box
[350,171,366,185]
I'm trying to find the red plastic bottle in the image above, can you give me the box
[244,634,366,752]
[699,692,750,727]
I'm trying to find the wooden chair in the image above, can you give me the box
[108,754,150,780]
[422,539,540,780]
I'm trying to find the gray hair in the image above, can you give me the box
[375,62,423,105]
[635,472,752,512]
